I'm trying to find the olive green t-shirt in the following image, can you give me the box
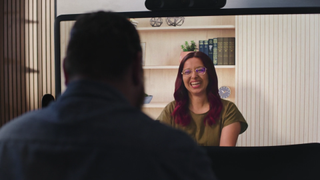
[156,99,248,146]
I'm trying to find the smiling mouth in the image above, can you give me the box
[190,82,200,87]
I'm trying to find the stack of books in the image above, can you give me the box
[198,37,235,65]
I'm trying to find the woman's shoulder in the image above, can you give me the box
[221,99,236,108]
[164,100,176,111]
[156,100,176,123]
[220,99,242,115]
[219,99,248,134]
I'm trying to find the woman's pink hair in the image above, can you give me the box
[172,51,223,126]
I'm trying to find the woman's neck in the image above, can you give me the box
[188,93,210,114]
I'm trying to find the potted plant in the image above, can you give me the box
[180,40,197,62]
[144,93,153,104]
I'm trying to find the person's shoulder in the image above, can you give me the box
[221,99,234,105]
[221,99,238,110]
[164,100,175,109]
[0,110,41,139]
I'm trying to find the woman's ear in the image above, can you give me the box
[131,51,143,86]
[62,58,69,86]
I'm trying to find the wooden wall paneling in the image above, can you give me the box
[0,0,55,126]
[315,14,319,141]
[1,0,6,124]
[47,0,52,95]
[282,15,291,145]
[308,14,315,142]
[51,0,55,97]
[255,15,261,146]
[235,15,244,145]
[7,0,12,121]
[296,15,304,144]
[32,0,38,110]
[27,0,33,111]
[236,14,320,146]
[273,15,279,145]
[44,0,48,94]
[291,15,298,144]
[16,0,21,116]
[313,15,320,142]
[260,15,267,145]
[0,0,3,123]
[12,0,17,120]
[20,0,26,116]
[303,14,310,143]
[38,0,43,107]
[25,0,30,112]
[3,0,7,123]
[18,0,23,116]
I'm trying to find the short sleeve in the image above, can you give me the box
[156,101,176,126]
[221,100,248,134]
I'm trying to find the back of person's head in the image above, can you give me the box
[41,94,55,108]
[64,11,142,81]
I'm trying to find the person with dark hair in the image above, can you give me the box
[0,11,217,180]
[157,51,248,146]
[41,94,55,108]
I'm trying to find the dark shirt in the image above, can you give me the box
[0,80,217,180]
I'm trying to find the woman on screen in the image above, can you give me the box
[157,51,248,146]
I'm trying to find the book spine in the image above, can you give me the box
[228,37,235,65]
[199,40,204,53]
[217,37,223,65]
[222,37,229,65]
[208,39,214,62]
[213,38,218,65]
[203,40,209,57]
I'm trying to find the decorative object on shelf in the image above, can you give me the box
[166,17,185,27]
[150,17,163,27]
[129,18,138,28]
[218,86,231,99]
[181,40,197,52]
[180,40,197,62]
[144,93,153,104]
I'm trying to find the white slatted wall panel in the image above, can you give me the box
[236,15,320,146]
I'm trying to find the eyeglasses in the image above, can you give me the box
[181,67,207,76]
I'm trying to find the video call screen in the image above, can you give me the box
[56,9,320,146]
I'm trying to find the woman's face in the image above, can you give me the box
[182,57,208,96]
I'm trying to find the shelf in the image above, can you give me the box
[143,102,168,108]
[137,25,235,31]
[143,65,179,69]
[215,65,236,68]
[143,65,235,70]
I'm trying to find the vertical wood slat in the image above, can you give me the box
[20,0,26,116]
[0,0,5,124]
[8,0,13,121]
[236,14,320,146]
[38,0,43,105]
[32,0,37,110]
[0,0,55,126]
